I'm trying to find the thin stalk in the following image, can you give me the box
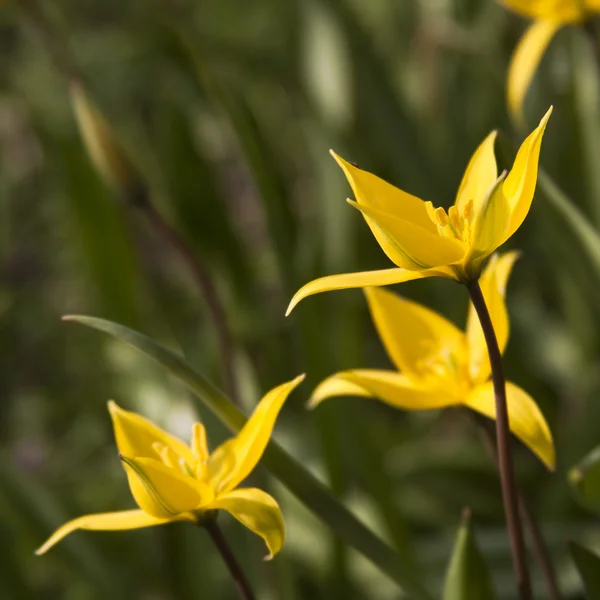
[472,414,562,600]
[138,195,240,405]
[204,519,256,600]
[466,281,532,600]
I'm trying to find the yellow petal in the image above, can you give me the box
[365,287,467,380]
[310,369,459,410]
[120,456,212,518]
[308,372,374,408]
[466,252,520,383]
[500,0,582,22]
[36,509,170,555]
[192,422,209,463]
[108,401,194,464]
[503,107,553,241]
[330,150,436,232]
[286,267,455,316]
[465,381,555,470]
[207,488,285,560]
[455,131,498,214]
[463,173,511,275]
[348,200,467,270]
[207,375,305,494]
[507,21,561,125]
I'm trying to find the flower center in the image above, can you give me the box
[425,200,473,244]
[415,343,471,397]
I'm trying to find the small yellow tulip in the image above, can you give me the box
[36,375,305,559]
[501,0,600,121]
[309,254,554,470]
[286,110,551,315]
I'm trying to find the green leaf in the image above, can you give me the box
[443,509,496,600]
[63,314,434,600]
[537,168,600,287]
[569,541,600,599]
[569,445,600,512]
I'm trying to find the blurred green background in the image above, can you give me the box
[3,0,600,598]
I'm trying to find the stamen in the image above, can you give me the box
[434,207,449,226]
[178,457,195,478]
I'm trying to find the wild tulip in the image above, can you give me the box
[36,375,305,559]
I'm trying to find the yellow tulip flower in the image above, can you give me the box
[309,253,554,470]
[286,109,552,316]
[501,1,600,121]
[36,375,305,559]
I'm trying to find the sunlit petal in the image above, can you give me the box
[286,267,455,316]
[207,375,305,494]
[348,200,467,270]
[207,488,285,560]
[108,401,194,463]
[507,21,561,124]
[466,252,520,383]
[365,287,467,379]
[120,455,212,518]
[36,510,170,555]
[465,381,555,470]
[455,131,498,214]
[330,150,436,231]
[503,107,553,241]
[310,369,459,410]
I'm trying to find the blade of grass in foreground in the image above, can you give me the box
[63,315,435,600]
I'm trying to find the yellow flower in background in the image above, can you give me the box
[36,375,305,559]
[309,253,554,470]
[501,1,600,121]
[286,109,552,316]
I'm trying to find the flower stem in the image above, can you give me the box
[472,414,562,600]
[466,281,532,600]
[139,196,240,405]
[204,519,256,600]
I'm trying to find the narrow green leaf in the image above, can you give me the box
[569,445,600,512]
[63,314,435,600]
[443,509,496,600]
[537,168,600,285]
[569,541,600,599]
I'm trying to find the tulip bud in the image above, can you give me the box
[70,82,147,207]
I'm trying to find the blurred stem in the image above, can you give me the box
[472,414,563,600]
[583,17,600,75]
[204,520,255,600]
[139,195,240,405]
[467,281,532,600]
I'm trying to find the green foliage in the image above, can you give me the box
[443,510,496,600]
[570,542,600,599]
[3,0,600,598]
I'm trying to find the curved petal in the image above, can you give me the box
[507,21,561,125]
[500,0,582,22]
[466,252,520,383]
[108,401,194,464]
[330,150,436,232]
[309,372,374,408]
[348,200,467,270]
[36,509,170,555]
[465,173,511,265]
[310,369,459,411]
[207,375,305,494]
[286,267,455,316]
[455,131,498,213]
[503,107,553,241]
[208,488,285,560]
[465,381,555,470]
[120,456,212,518]
[365,287,467,380]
